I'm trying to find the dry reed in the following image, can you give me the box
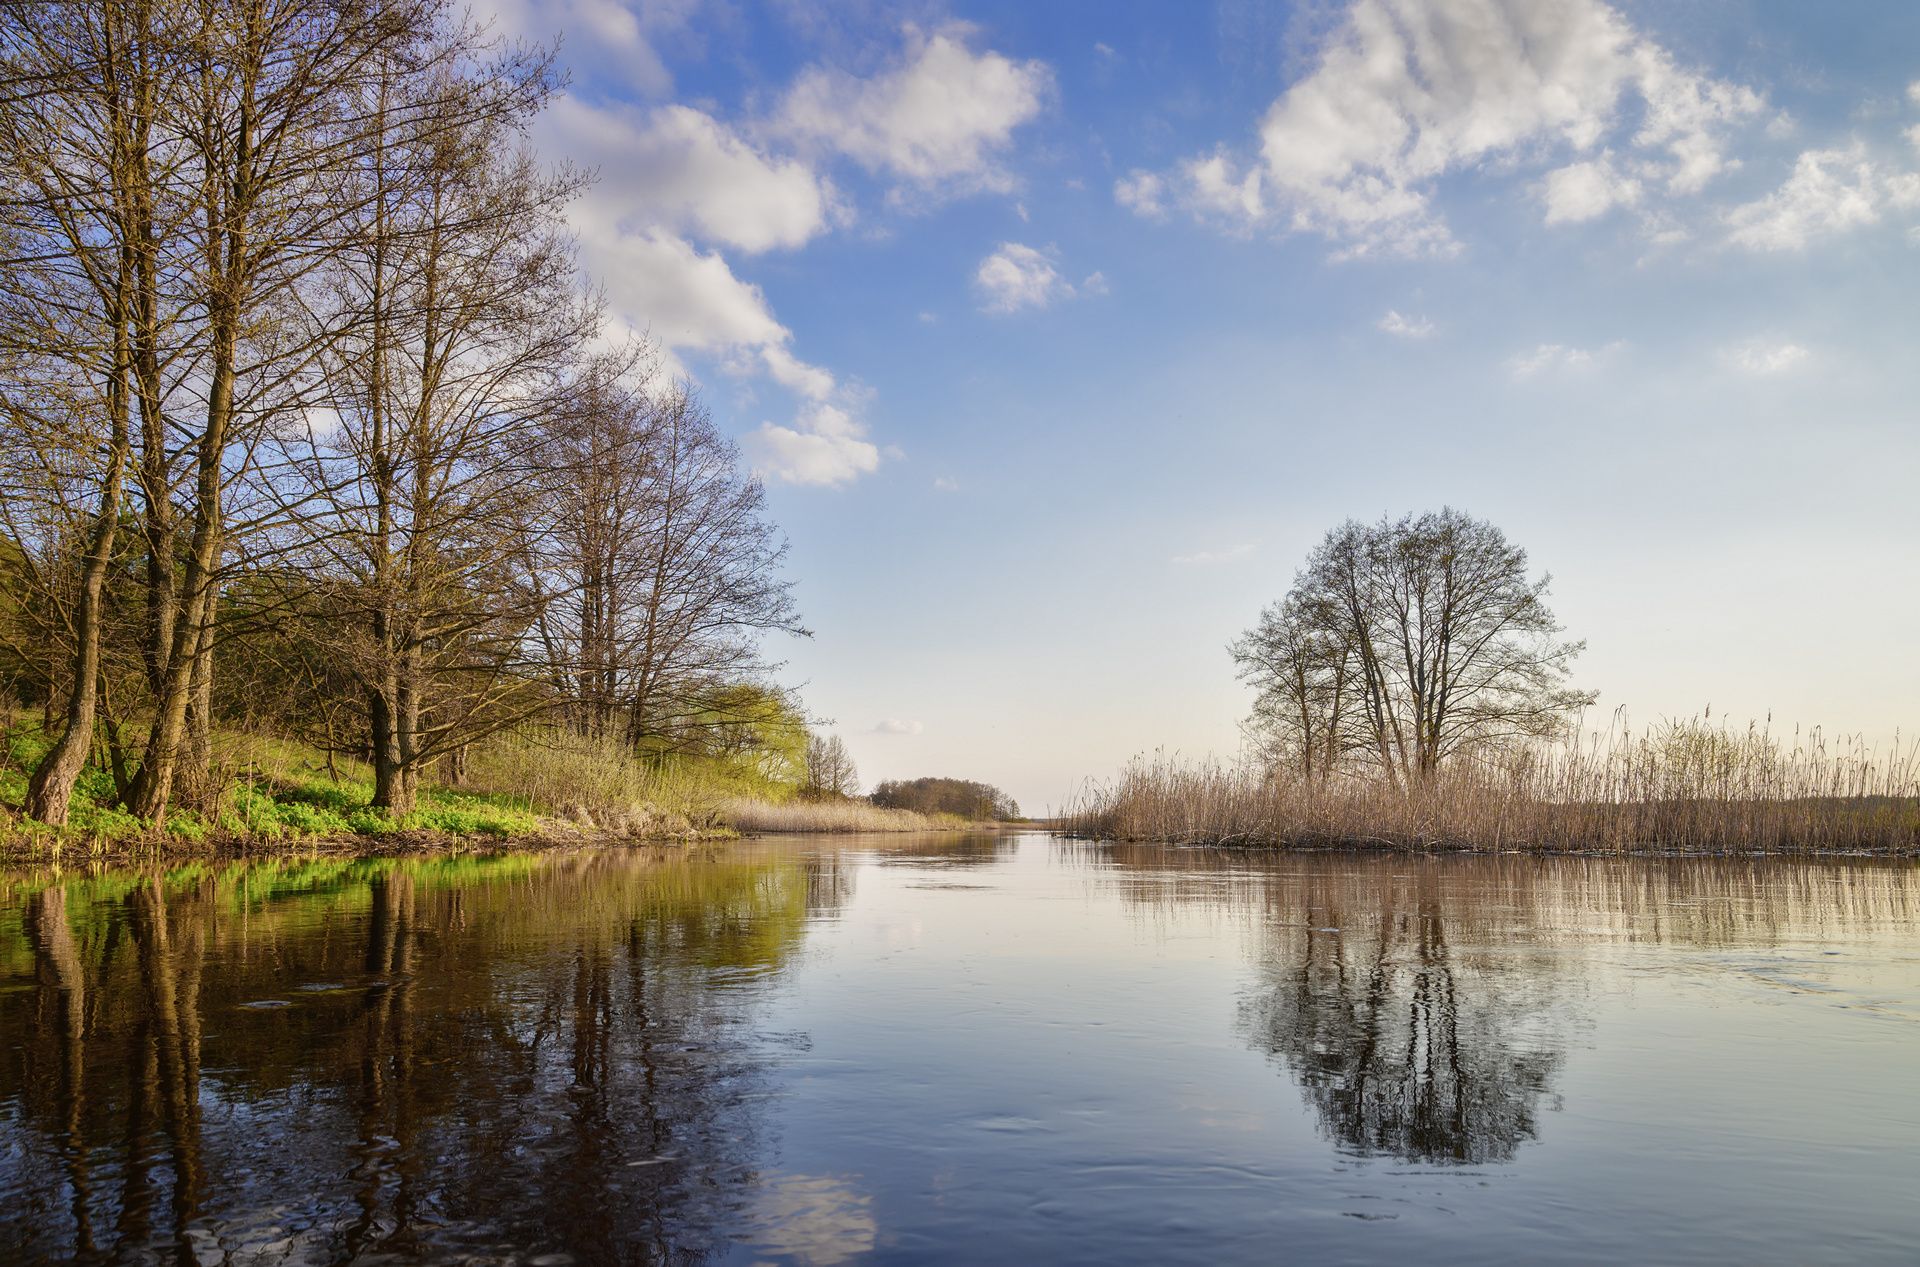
[1066,717,1920,854]
[721,798,960,834]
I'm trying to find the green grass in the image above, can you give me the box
[0,715,551,854]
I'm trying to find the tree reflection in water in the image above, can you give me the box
[0,846,849,1263]
[1101,847,1918,1168]
[1236,871,1566,1165]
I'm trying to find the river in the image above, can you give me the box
[2,834,1916,1263]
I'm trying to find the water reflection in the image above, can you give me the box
[1236,870,1566,1164]
[1103,848,1918,1166]
[0,846,847,1262]
[1,840,1915,1264]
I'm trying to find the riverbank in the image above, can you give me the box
[0,719,988,864]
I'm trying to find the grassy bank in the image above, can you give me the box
[1068,722,1920,854]
[0,715,1014,862]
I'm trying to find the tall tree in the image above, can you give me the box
[0,0,176,822]
[1240,510,1593,782]
[284,26,583,813]
[126,0,449,820]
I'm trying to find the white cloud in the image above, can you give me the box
[478,0,696,98]
[746,402,882,487]
[545,99,837,254]
[1123,0,1761,255]
[761,344,836,400]
[1114,170,1168,218]
[932,475,960,492]
[1543,156,1643,224]
[1724,143,1919,251]
[1724,340,1809,375]
[1910,81,1920,108]
[579,226,788,352]
[776,24,1051,197]
[1377,309,1435,338]
[873,718,925,735]
[974,242,1069,313]
[1171,542,1255,566]
[1508,341,1621,377]
[1081,270,1110,295]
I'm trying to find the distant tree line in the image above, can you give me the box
[1231,509,1594,784]
[871,777,1020,821]
[0,0,806,823]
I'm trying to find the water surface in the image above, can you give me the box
[2,835,1916,1263]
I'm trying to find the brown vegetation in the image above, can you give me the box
[1068,718,1920,854]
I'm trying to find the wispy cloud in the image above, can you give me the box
[873,718,924,736]
[1377,309,1435,339]
[1723,339,1810,375]
[1171,542,1255,566]
[1508,341,1624,379]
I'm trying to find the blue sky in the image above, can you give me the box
[481,0,1920,811]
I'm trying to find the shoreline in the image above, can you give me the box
[5,819,1914,868]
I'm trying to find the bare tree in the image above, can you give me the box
[804,732,858,798]
[1241,509,1593,782]
[281,27,584,813]
[527,372,806,758]
[0,0,177,822]
[1231,591,1351,781]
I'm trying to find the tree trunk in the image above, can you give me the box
[26,338,132,824]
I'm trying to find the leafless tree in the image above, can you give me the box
[125,0,456,820]
[527,370,806,758]
[0,0,178,821]
[804,732,858,798]
[1231,591,1352,781]
[278,26,584,813]
[1239,510,1594,783]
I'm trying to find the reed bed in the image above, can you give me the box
[1066,719,1920,854]
[721,797,961,834]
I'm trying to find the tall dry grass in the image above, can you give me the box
[1067,717,1920,853]
[461,731,726,835]
[721,797,961,834]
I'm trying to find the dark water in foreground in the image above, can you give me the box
[1,836,1916,1264]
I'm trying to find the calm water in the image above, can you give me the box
[2,836,1916,1264]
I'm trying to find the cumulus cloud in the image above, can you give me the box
[500,21,1055,487]
[1725,143,1920,251]
[1543,156,1643,224]
[975,242,1071,313]
[873,719,925,735]
[746,402,882,488]
[775,24,1051,198]
[1724,340,1809,374]
[1120,0,1762,255]
[546,99,838,254]
[478,0,696,98]
[1114,170,1168,219]
[1377,309,1435,338]
[1508,341,1623,377]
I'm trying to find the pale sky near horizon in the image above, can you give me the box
[478,0,1920,812]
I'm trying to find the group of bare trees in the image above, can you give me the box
[0,0,803,823]
[1231,509,1595,784]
